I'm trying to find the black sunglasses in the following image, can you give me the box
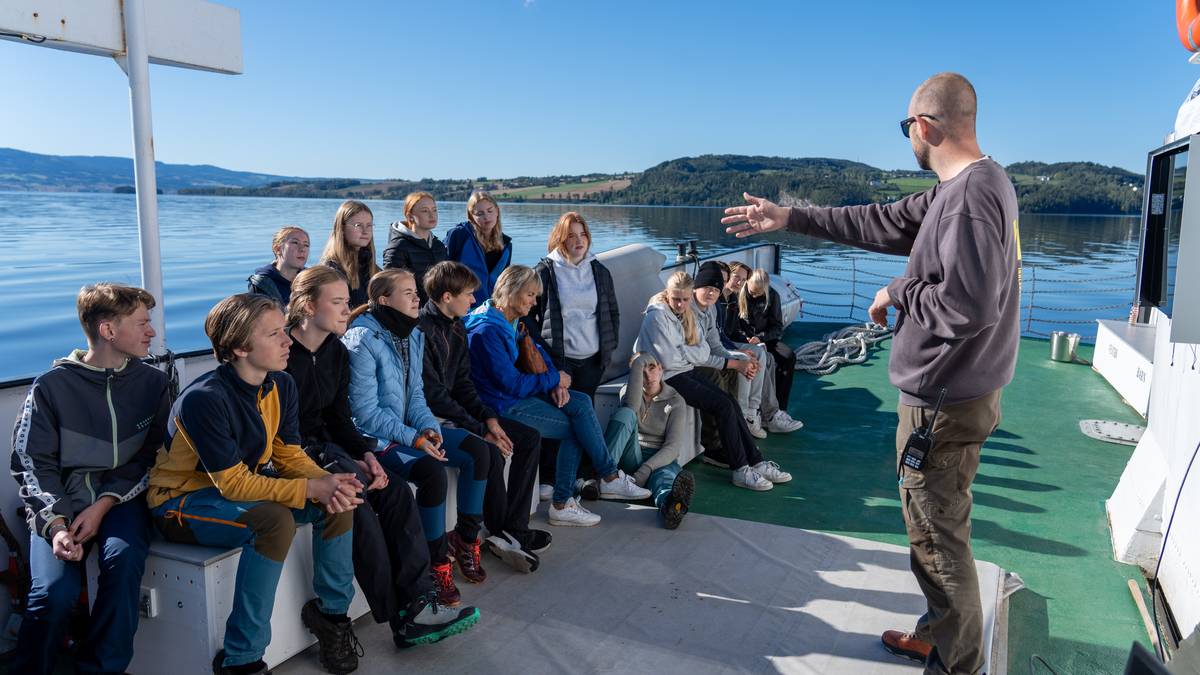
[900,114,938,139]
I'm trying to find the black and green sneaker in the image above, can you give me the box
[300,598,363,674]
[392,594,480,649]
[660,470,695,530]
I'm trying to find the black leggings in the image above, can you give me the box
[404,431,491,562]
[767,340,796,411]
[667,370,763,470]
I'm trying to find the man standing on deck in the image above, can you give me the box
[722,72,1020,675]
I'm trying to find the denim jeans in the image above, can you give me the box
[504,391,618,504]
[152,487,354,667]
[603,407,682,509]
[13,497,150,675]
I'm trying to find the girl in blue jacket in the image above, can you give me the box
[342,269,493,607]
[445,192,512,310]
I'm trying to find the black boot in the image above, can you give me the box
[301,599,363,674]
[660,470,695,530]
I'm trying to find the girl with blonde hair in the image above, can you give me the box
[738,268,798,413]
[446,192,512,310]
[382,191,448,304]
[634,271,788,492]
[321,200,380,308]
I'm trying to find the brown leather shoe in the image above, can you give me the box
[881,629,932,663]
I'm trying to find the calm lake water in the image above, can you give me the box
[0,192,1142,381]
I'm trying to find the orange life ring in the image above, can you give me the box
[1179,0,1200,51]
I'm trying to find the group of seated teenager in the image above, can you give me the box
[5,191,802,675]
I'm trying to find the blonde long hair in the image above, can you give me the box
[466,191,504,253]
[321,200,380,292]
[649,271,699,346]
[738,268,771,321]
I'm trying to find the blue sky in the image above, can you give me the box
[0,1,1192,179]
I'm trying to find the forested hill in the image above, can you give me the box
[586,155,1144,214]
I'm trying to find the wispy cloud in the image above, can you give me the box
[523,0,535,8]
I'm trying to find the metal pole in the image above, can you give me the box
[122,0,167,355]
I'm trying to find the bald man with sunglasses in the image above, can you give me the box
[723,72,1020,675]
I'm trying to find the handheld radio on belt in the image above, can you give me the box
[900,387,947,473]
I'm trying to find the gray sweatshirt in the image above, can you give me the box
[633,302,714,381]
[620,355,689,486]
[787,157,1020,406]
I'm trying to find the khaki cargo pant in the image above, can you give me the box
[896,389,1002,675]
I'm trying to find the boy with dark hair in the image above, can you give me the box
[148,293,363,675]
[10,283,170,675]
[418,261,549,571]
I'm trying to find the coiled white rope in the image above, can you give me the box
[793,323,892,376]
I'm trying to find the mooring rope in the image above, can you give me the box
[793,323,892,376]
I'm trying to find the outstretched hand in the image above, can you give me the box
[722,193,789,238]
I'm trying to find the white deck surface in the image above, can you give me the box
[277,500,1002,675]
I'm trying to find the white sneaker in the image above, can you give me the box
[538,484,553,502]
[752,460,792,484]
[765,410,805,433]
[547,498,601,527]
[599,470,652,501]
[732,466,773,491]
[745,413,768,439]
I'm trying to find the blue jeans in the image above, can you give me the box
[151,488,354,667]
[504,391,618,504]
[604,407,682,509]
[13,497,150,675]
[375,426,489,548]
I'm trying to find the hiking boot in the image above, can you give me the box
[447,530,487,584]
[660,470,695,530]
[211,650,271,675]
[745,413,768,439]
[391,594,480,649]
[599,470,652,501]
[881,630,932,663]
[752,460,792,484]
[483,531,540,573]
[764,410,805,433]
[547,497,601,526]
[430,560,461,607]
[300,599,362,675]
[732,465,773,491]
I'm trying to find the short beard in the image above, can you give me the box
[913,141,932,171]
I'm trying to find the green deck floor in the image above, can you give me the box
[687,322,1150,675]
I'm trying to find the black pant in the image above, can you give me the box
[562,352,605,400]
[668,370,763,470]
[483,417,541,535]
[767,340,796,411]
[305,443,432,624]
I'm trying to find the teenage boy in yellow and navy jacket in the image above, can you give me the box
[148,293,363,675]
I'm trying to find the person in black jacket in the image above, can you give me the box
[736,268,797,412]
[10,283,169,675]
[285,266,479,648]
[248,226,309,306]
[419,262,549,572]
[382,192,448,304]
[526,212,619,400]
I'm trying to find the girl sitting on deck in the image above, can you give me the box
[446,191,512,310]
[634,271,791,492]
[321,200,380,309]
[285,266,479,648]
[737,268,799,417]
[463,265,650,527]
[247,225,309,306]
[600,353,697,529]
[342,269,493,607]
